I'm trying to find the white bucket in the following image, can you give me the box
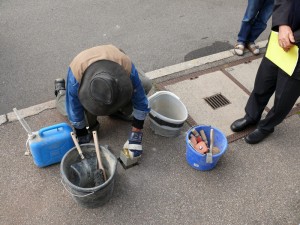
[148,91,188,137]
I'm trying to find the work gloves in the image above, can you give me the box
[124,131,143,159]
[75,127,91,144]
[75,126,144,160]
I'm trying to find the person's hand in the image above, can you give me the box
[124,131,143,159]
[75,128,92,144]
[278,25,295,52]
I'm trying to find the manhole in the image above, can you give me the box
[204,93,231,109]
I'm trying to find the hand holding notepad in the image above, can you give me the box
[266,31,299,76]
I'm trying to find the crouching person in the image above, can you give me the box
[55,44,152,160]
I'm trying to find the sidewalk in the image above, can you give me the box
[1,43,299,225]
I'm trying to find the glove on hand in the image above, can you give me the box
[124,131,143,159]
[75,128,91,144]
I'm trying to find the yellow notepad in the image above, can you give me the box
[265,31,299,76]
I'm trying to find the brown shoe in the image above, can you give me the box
[246,43,260,55]
[234,43,245,56]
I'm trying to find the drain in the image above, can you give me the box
[204,93,231,109]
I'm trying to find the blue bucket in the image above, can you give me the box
[186,125,228,171]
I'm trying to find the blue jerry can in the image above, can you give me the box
[29,123,75,168]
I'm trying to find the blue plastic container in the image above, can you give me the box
[186,125,228,171]
[29,123,74,168]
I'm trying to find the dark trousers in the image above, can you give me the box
[245,56,300,133]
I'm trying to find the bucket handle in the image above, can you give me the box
[39,123,69,137]
[61,179,95,198]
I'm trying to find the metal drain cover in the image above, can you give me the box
[204,93,231,109]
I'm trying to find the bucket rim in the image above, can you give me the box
[60,143,117,192]
[148,91,188,123]
[148,91,180,101]
[186,124,228,157]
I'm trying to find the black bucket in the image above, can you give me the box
[60,143,117,208]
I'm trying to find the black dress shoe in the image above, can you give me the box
[245,129,273,144]
[230,117,257,132]
[55,78,66,96]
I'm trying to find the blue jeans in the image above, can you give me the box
[237,0,274,44]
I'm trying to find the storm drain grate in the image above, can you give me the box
[204,93,231,110]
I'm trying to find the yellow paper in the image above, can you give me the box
[265,31,299,76]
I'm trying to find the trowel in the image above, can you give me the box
[70,132,97,187]
[206,129,214,164]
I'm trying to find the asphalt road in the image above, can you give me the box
[0,0,271,114]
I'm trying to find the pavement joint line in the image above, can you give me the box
[153,54,263,88]
[0,40,269,125]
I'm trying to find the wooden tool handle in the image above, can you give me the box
[70,132,85,160]
[92,131,107,181]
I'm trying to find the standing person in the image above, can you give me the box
[230,0,300,144]
[234,0,274,56]
[55,44,152,160]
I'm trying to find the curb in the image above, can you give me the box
[0,40,268,125]
[147,40,268,80]
[1,100,56,125]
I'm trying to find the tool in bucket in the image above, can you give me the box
[70,132,97,188]
[206,128,214,164]
[189,127,220,157]
[92,131,106,186]
[199,130,208,146]
[13,108,36,155]
[189,129,208,154]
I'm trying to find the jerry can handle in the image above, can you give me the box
[38,123,69,137]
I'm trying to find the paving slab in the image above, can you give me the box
[225,58,300,109]
[165,70,250,136]
[160,56,300,143]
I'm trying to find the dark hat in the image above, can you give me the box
[78,60,133,115]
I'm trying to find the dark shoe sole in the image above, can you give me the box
[55,78,66,96]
